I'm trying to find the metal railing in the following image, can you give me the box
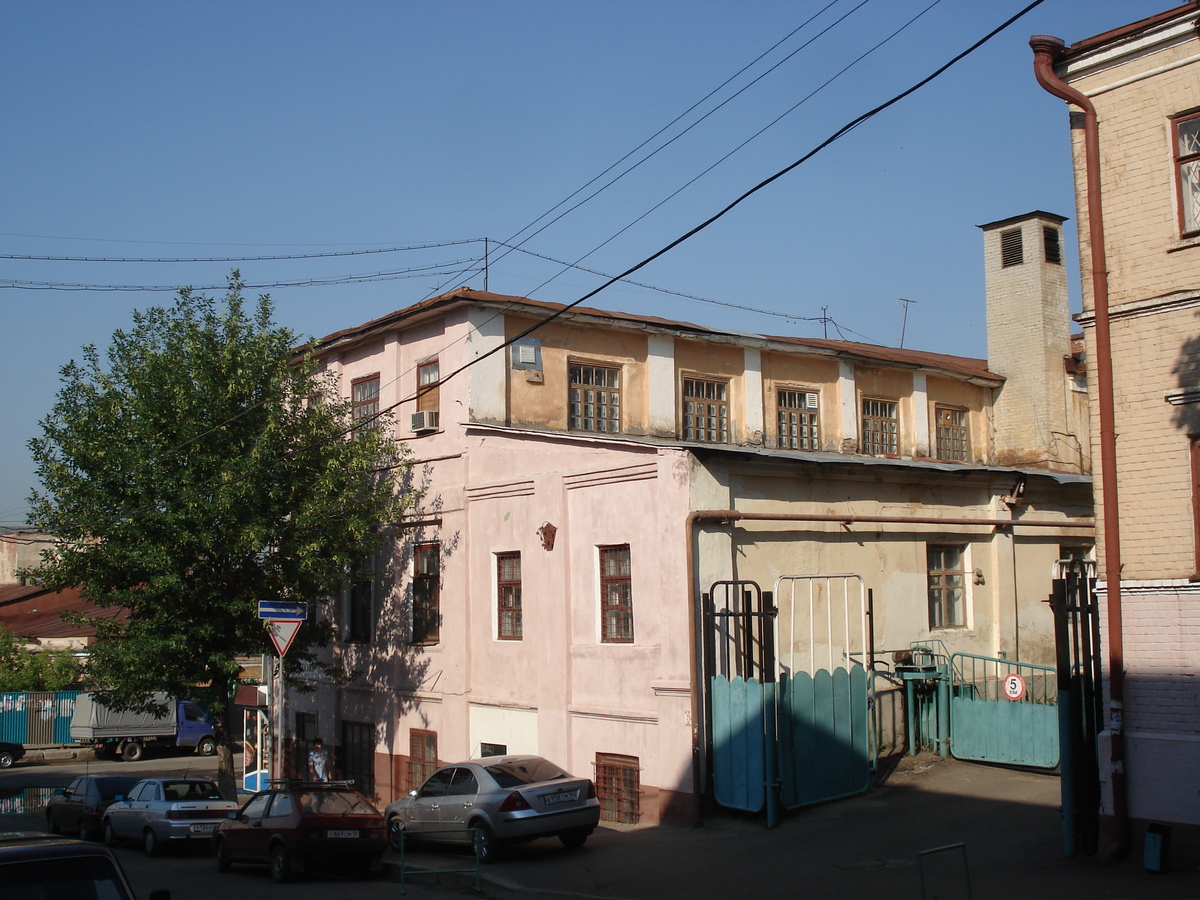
[395,826,482,895]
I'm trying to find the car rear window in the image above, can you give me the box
[162,781,223,801]
[295,790,378,815]
[485,759,569,787]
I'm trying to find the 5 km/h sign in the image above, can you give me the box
[258,601,308,656]
[1003,673,1027,701]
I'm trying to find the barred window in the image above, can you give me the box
[569,364,620,433]
[1175,111,1200,236]
[777,389,819,450]
[595,753,640,824]
[497,552,522,640]
[682,378,729,443]
[861,398,898,456]
[935,406,969,461]
[352,375,380,431]
[928,544,965,628]
[599,545,633,643]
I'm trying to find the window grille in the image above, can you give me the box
[595,753,640,824]
[341,721,375,796]
[599,545,633,643]
[569,364,621,432]
[497,552,522,640]
[1175,112,1200,236]
[861,398,898,456]
[682,378,729,443]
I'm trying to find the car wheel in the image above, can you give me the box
[471,822,502,863]
[215,838,231,873]
[386,815,408,852]
[46,812,61,835]
[0,751,14,769]
[269,844,293,884]
[559,828,589,850]
[80,816,100,842]
[121,742,143,762]
[103,820,118,847]
[143,829,160,857]
[196,736,217,756]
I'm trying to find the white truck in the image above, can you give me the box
[69,693,217,761]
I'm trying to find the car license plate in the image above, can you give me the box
[327,829,359,839]
[190,823,216,834]
[543,790,579,806]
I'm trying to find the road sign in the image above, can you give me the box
[1003,673,1027,701]
[266,619,302,657]
[258,600,308,620]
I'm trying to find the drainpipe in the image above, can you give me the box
[1030,35,1127,859]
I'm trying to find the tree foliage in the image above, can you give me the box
[0,624,79,692]
[28,274,412,796]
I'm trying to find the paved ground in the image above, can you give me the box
[4,750,1197,898]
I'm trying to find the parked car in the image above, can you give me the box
[0,741,26,768]
[384,755,600,862]
[103,778,238,856]
[212,781,387,883]
[0,831,170,900]
[46,775,140,842]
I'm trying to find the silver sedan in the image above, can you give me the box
[384,755,601,862]
[102,778,238,856]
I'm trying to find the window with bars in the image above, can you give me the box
[1000,228,1023,267]
[599,545,633,643]
[569,363,621,433]
[861,398,898,456]
[682,377,729,443]
[412,542,440,644]
[409,729,438,792]
[417,360,440,413]
[341,721,375,796]
[777,389,819,450]
[1175,111,1200,236]
[345,557,373,644]
[935,406,969,461]
[928,544,965,628]
[1043,226,1062,264]
[352,375,380,432]
[595,753,640,824]
[497,552,522,640]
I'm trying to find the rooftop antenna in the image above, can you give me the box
[899,298,916,348]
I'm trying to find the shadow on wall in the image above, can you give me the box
[1171,321,1200,435]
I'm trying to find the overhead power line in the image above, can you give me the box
[0,239,483,263]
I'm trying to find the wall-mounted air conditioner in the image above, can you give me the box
[411,410,439,433]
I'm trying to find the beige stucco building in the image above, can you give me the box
[279,208,1093,826]
[1033,1,1200,862]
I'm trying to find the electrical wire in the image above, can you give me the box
[0,239,483,263]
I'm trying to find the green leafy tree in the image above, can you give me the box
[28,274,412,798]
[0,624,80,691]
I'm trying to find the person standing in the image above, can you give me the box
[307,737,330,782]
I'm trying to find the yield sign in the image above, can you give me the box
[267,619,302,657]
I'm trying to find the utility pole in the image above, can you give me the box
[899,298,915,348]
[822,306,828,339]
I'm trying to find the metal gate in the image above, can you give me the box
[704,576,873,823]
[0,691,80,745]
[948,653,1059,768]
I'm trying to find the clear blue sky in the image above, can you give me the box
[0,0,1172,525]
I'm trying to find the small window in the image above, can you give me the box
[409,729,438,792]
[1043,226,1061,264]
[417,360,440,413]
[928,544,965,628]
[345,557,374,644]
[569,364,621,433]
[777,389,819,450]
[1000,228,1023,267]
[682,378,729,443]
[480,742,507,757]
[412,542,440,644]
[599,545,633,643]
[341,720,375,796]
[1174,111,1200,236]
[861,398,898,456]
[497,552,522,640]
[595,753,640,824]
[352,375,381,431]
[935,406,969,462]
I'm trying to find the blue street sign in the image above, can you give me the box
[257,600,308,620]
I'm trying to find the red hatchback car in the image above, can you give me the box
[212,781,386,883]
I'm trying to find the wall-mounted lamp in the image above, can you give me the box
[973,568,985,585]
[536,522,557,551]
[1002,477,1027,507]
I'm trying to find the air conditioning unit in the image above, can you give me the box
[411,410,439,433]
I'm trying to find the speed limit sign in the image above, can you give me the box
[1003,673,1026,701]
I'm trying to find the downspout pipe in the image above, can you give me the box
[1030,35,1127,859]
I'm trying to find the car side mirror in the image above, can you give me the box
[409,789,419,798]
[54,788,66,796]
[113,795,124,802]
[228,811,238,819]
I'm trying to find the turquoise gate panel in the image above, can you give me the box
[710,675,767,812]
[949,654,1058,768]
[778,665,871,807]
[0,691,80,745]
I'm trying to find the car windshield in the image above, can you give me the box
[296,790,377,815]
[162,781,223,801]
[485,758,569,787]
